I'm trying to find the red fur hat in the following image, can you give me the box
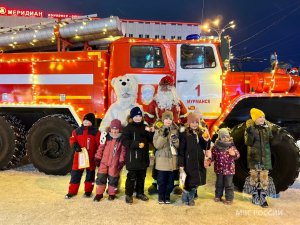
[159,75,174,86]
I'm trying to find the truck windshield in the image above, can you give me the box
[130,46,165,69]
[181,44,216,69]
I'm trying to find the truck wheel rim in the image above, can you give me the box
[41,134,66,159]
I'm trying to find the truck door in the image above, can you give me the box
[176,44,223,120]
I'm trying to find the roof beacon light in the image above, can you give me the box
[186,34,200,40]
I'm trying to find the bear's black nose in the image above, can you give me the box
[122,82,127,86]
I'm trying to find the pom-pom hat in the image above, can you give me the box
[110,119,122,130]
[130,106,143,118]
[83,113,95,126]
[187,112,199,124]
[218,128,231,139]
[250,108,265,122]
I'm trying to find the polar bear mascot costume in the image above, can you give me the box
[99,74,141,144]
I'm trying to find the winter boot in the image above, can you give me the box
[148,183,158,195]
[261,200,269,208]
[194,189,198,199]
[188,199,195,206]
[125,195,133,204]
[158,195,164,204]
[83,192,92,198]
[93,194,103,202]
[260,191,268,208]
[65,193,76,199]
[223,200,233,205]
[165,195,171,204]
[173,185,183,195]
[214,197,222,202]
[181,190,189,205]
[136,194,149,201]
[188,188,196,206]
[251,189,260,205]
[108,195,116,201]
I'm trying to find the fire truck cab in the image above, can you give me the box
[108,38,223,124]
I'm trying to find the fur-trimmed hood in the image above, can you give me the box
[245,119,272,129]
[179,125,204,137]
[107,132,122,140]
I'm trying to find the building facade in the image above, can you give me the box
[0,16,201,41]
[121,19,201,40]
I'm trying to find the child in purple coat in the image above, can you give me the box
[211,128,240,205]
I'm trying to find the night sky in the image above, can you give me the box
[2,0,300,69]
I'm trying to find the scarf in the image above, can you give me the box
[214,139,234,151]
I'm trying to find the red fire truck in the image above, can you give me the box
[0,17,299,192]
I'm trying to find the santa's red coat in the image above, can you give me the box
[145,99,187,125]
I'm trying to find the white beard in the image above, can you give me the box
[155,86,180,110]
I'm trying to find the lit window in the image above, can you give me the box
[180,45,216,69]
[130,46,165,69]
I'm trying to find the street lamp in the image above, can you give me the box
[202,19,235,41]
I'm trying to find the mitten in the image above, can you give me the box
[94,158,101,167]
[72,142,81,152]
[170,134,178,143]
[100,131,107,145]
[163,127,170,137]
[118,162,125,171]
[204,158,212,168]
[146,126,155,132]
[202,128,210,141]
[228,147,236,156]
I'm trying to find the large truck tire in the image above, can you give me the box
[231,122,300,193]
[27,114,78,175]
[0,114,26,169]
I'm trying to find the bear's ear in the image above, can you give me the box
[111,77,116,86]
[130,75,138,83]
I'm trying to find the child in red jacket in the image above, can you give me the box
[65,113,100,199]
[94,119,126,201]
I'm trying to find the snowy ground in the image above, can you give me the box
[0,164,299,225]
